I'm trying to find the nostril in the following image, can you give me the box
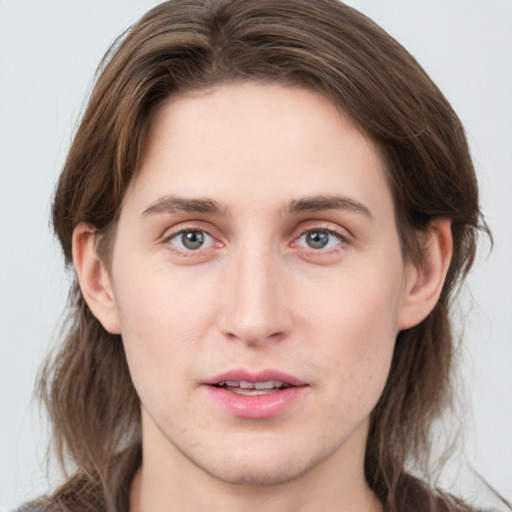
[224,328,287,345]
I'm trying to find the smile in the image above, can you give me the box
[203,370,309,418]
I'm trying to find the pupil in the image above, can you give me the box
[306,231,328,249]
[182,231,204,250]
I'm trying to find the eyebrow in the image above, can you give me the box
[287,195,372,218]
[141,194,372,219]
[142,196,226,217]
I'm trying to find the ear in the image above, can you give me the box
[72,223,121,334]
[397,219,453,330]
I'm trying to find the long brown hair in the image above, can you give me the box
[34,0,492,510]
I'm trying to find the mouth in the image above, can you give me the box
[203,368,307,391]
[214,380,292,395]
[203,369,309,419]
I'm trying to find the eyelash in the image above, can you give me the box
[162,224,351,257]
[164,227,219,256]
[292,227,350,253]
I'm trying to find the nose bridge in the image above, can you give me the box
[219,239,290,344]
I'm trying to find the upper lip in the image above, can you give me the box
[202,368,308,387]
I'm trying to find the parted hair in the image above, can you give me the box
[34,0,490,510]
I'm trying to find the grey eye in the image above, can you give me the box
[306,231,328,249]
[169,230,213,251]
[297,230,341,250]
[182,231,204,249]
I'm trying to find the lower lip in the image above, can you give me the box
[204,385,307,419]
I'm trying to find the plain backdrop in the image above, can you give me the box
[1,0,511,509]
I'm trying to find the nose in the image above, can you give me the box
[218,244,292,345]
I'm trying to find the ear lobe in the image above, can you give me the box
[397,219,453,331]
[72,223,121,334]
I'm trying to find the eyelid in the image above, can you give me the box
[168,229,214,251]
[161,222,223,256]
[297,229,342,247]
[291,221,352,245]
[161,219,217,241]
[159,220,352,258]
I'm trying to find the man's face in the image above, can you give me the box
[105,83,416,485]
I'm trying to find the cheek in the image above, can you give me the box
[113,255,218,338]
[110,261,219,397]
[301,263,403,346]
[299,264,403,407]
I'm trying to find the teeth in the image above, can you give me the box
[218,380,288,390]
[255,380,281,389]
[231,388,277,396]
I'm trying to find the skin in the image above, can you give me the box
[73,83,452,511]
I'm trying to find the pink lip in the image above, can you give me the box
[202,368,308,387]
[202,368,309,419]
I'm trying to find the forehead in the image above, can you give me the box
[125,83,393,219]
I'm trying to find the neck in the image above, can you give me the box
[130,468,382,512]
[129,419,383,512]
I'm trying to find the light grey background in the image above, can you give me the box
[1,1,511,509]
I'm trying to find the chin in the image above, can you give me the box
[207,459,314,487]
[185,440,326,487]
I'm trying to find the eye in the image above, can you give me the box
[168,229,214,251]
[296,229,343,250]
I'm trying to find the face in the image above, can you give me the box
[104,83,417,486]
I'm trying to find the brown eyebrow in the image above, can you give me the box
[287,195,372,218]
[142,196,227,217]
[141,194,371,219]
